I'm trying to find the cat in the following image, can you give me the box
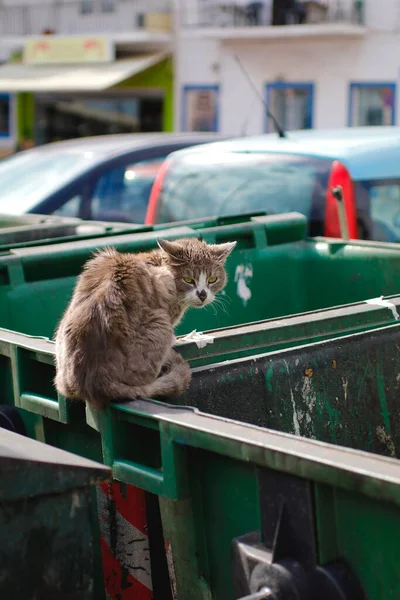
[54,236,236,410]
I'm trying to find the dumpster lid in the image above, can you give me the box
[0,429,110,501]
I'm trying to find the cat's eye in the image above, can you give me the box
[183,277,195,285]
[208,276,218,284]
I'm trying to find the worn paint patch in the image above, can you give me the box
[265,363,274,392]
[376,361,391,432]
[342,377,348,402]
[301,375,317,413]
[376,425,396,457]
[234,264,253,306]
[284,360,301,436]
[165,541,177,600]
[69,491,81,518]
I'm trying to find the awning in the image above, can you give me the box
[0,52,168,92]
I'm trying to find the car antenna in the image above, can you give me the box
[234,54,286,138]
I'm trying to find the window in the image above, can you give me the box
[91,158,165,223]
[182,86,219,132]
[0,150,95,215]
[52,194,82,218]
[355,179,400,242]
[101,0,115,12]
[349,83,396,127]
[0,94,12,138]
[80,0,93,15]
[266,83,314,132]
[154,152,331,233]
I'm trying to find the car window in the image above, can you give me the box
[52,193,82,218]
[355,179,400,242]
[91,158,164,223]
[0,149,97,215]
[154,152,331,231]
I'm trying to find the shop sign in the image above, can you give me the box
[24,37,114,65]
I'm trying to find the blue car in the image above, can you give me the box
[147,127,400,242]
[0,132,226,223]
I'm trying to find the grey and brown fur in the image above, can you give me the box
[54,237,236,410]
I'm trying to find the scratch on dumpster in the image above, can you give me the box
[302,374,316,413]
[69,491,81,518]
[234,264,253,306]
[284,360,300,436]
[365,296,399,320]
[376,425,396,457]
[342,377,348,402]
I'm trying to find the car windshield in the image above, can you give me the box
[154,151,332,230]
[0,149,98,215]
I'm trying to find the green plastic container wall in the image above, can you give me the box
[0,213,148,252]
[2,212,400,598]
[88,398,400,600]
[1,212,400,340]
[0,427,110,600]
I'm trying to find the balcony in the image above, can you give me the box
[180,0,367,40]
[0,0,171,39]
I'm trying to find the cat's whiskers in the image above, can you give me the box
[211,294,231,316]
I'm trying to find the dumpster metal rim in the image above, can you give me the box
[108,398,400,507]
[2,292,400,358]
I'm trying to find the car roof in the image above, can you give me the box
[21,132,227,159]
[168,127,400,181]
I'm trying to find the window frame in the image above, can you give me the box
[80,0,94,15]
[354,177,400,242]
[101,0,116,13]
[348,82,396,127]
[181,85,220,133]
[264,82,314,133]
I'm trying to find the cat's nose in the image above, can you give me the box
[196,289,207,302]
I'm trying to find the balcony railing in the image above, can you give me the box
[180,0,365,29]
[0,0,171,37]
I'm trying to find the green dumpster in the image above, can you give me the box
[2,212,400,598]
[0,212,146,252]
[2,211,400,341]
[88,396,400,600]
[0,426,110,599]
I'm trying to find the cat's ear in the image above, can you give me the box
[210,241,237,262]
[157,238,185,261]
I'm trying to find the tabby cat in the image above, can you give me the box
[54,237,236,410]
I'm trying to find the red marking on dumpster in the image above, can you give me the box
[100,482,148,536]
[98,482,152,599]
[101,537,152,600]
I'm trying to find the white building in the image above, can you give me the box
[176,0,400,135]
[1,0,400,151]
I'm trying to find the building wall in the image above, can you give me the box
[0,0,170,36]
[178,31,400,134]
[177,0,400,134]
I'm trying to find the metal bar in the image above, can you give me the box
[2,293,400,364]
